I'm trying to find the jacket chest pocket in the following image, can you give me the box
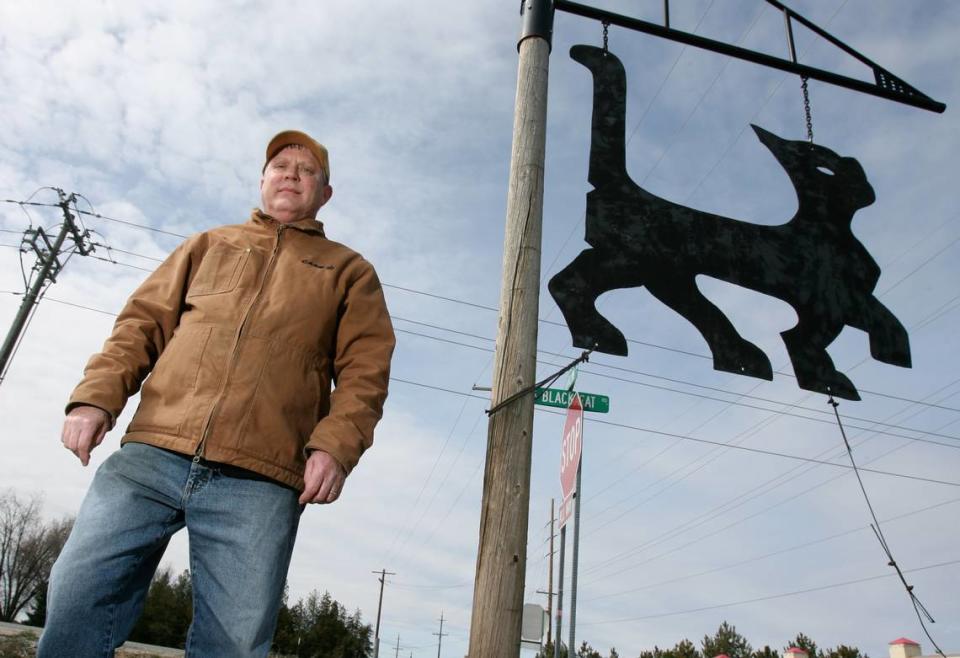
[187,242,251,298]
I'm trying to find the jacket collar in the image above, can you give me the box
[251,209,326,237]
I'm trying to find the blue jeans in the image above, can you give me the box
[38,442,302,658]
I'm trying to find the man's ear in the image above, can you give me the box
[321,184,333,207]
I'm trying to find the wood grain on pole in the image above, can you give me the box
[467,34,550,658]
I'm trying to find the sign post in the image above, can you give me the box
[555,393,583,658]
[563,394,585,654]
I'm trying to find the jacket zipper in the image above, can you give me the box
[194,224,286,461]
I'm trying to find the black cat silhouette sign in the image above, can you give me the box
[548,45,912,401]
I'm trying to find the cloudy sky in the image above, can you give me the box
[1,1,958,657]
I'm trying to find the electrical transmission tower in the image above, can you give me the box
[0,188,95,384]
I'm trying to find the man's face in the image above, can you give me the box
[260,145,333,223]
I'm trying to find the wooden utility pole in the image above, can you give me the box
[468,1,553,656]
[536,500,557,647]
[0,189,93,385]
[433,611,448,658]
[547,498,555,647]
[372,568,395,658]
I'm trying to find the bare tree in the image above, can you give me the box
[0,491,72,622]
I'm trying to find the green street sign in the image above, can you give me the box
[534,387,610,413]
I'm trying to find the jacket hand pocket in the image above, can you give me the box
[128,326,211,434]
[187,241,250,298]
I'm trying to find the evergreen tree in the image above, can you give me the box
[128,567,193,648]
[786,633,819,658]
[824,645,868,658]
[578,641,603,658]
[702,621,753,658]
[23,581,48,627]
[753,646,779,658]
[285,589,372,658]
[272,585,299,655]
[673,638,701,658]
[537,639,569,658]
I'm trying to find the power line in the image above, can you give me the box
[0,291,492,405]
[569,360,960,446]
[828,397,945,657]
[636,3,765,188]
[75,208,189,239]
[89,241,165,263]
[878,224,960,298]
[394,328,490,353]
[30,221,958,414]
[681,0,851,206]
[392,315,494,343]
[7,287,958,449]
[19,226,958,431]
[535,407,960,488]
[380,389,478,565]
[580,385,960,581]
[415,442,485,554]
[82,253,155,273]
[389,580,471,591]
[582,369,816,506]
[390,376,487,402]
[0,199,60,210]
[540,0,728,280]
[366,288,960,414]
[582,494,960,603]
[397,328,960,446]
[472,340,958,448]
[624,0,720,149]
[580,557,960,625]
[913,291,960,332]
[579,385,960,582]
[578,358,960,439]
[7,257,958,461]
[7,295,946,596]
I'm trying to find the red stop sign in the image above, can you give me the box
[560,392,583,499]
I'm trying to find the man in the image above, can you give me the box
[38,130,395,658]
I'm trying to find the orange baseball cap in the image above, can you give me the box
[264,130,330,182]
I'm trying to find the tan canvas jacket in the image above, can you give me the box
[67,210,395,490]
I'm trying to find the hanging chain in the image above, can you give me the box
[602,21,609,53]
[800,75,814,142]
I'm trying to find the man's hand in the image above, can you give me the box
[61,406,111,466]
[299,450,346,505]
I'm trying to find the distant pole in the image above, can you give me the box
[553,525,565,658]
[568,463,582,653]
[394,634,401,658]
[547,498,555,647]
[0,189,92,384]
[468,0,553,655]
[433,611,448,658]
[372,568,396,658]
